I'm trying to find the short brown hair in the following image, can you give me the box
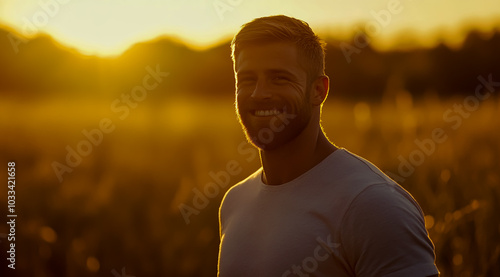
[231,15,326,83]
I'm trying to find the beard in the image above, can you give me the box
[236,92,312,151]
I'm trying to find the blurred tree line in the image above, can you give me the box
[0,26,499,101]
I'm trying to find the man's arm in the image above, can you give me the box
[340,183,439,277]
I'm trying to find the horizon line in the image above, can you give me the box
[2,20,500,58]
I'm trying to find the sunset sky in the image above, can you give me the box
[1,0,499,56]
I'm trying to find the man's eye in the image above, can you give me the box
[273,76,289,82]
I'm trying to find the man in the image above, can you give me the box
[218,15,439,277]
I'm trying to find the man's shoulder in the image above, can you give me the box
[331,148,396,185]
[219,168,262,208]
[340,183,437,276]
[331,149,421,210]
[308,149,399,204]
[229,168,262,192]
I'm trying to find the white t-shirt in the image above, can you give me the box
[218,148,439,277]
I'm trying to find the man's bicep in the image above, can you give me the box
[340,184,439,277]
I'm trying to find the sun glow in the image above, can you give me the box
[0,0,499,56]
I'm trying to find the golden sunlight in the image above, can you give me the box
[1,0,499,55]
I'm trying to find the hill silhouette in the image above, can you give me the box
[1,26,499,101]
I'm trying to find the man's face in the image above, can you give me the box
[235,42,312,150]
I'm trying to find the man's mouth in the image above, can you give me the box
[252,108,283,117]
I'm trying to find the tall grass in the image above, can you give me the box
[0,92,498,276]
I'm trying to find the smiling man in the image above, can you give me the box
[218,15,439,277]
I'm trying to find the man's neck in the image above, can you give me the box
[260,123,337,186]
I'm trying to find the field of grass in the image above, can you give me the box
[0,92,499,276]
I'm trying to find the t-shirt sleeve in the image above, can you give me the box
[340,183,439,277]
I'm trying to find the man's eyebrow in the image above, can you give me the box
[266,69,297,79]
[237,69,297,78]
[266,69,294,75]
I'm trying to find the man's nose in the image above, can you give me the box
[251,80,272,99]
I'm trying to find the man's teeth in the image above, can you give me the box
[255,109,282,116]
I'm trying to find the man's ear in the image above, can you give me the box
[310,75,330,106]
